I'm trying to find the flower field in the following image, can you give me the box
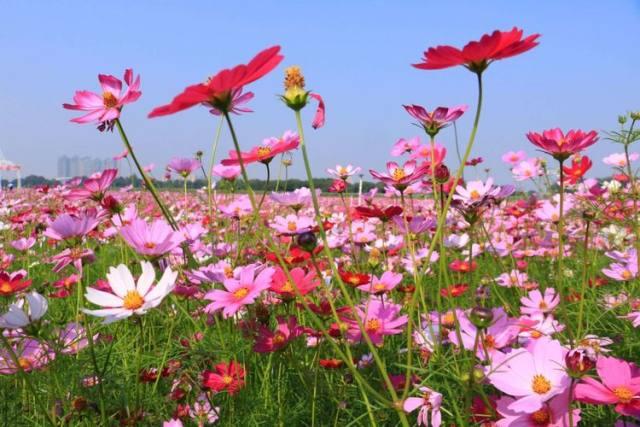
[3,28,640,426]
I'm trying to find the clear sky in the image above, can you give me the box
[1,0,639,183]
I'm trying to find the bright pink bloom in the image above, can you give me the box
[496,389,580,427]
[149,46,283,117]
[521,288,560,315]
[370,160,428,191]
[502,150,527,165]
[404,104,467,137]
[403,386,443,427]
[221,131,299,166]
[204,265,274,318]
[212,163,241,181]
[391,137,421,156]
[44,210,100,241]
[526,128,598,161]
[63,68,141,124]
[65,169,118,202]
[167,157,201,178]
[488,337,570,413]
[120,218,185,257]
[341,298,408,346]
[270,266,319,299]
[410,143,447,166]
[10,237,36,252]
[413,27,540,73]
[574,356,640,417]
[357,271,403,295]
[253,316,303,353]
[202,360,245,395]
[310,92,326,129]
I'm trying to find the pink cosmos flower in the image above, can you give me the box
[44,210,101,241]
[213,163,241,181]
[357,271,403,295]
[502,150,527,165]
[454,178,500,204]
[391,137,421,156]
[449,308,520,360]
[65,169,118,202]
[341,297,408,346]
[410,143,447,166]
[168,158,201,178]
[574,355,640,417]
[253,315,303,353]
[521,288,560,315]
[403,386,442,427]
[0,338,54,374]
[603,152,639,168]
[10,237,36,252]
[120,218,185,257]
[50,247,95,273]
[369,160,428,192]
[269,188,319,211]
[496,389,580,427]
[63,68,141,125]
[269,266,319,299]
[327,164,361,180]
[488,336,570,413]
[204,265,274,318]
[403,104,467,137]
[270,214,315,235]
[219,196,253,219]
[221,131,300,166]
[113,149,129,161]
[526,128,598,161]
[602,261,637,282]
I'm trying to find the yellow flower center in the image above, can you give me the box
[102,92,118,108]
[531,374,551,394]
[365,318,381,333]
[284,66,305,90]
[530,408,551,424]
[233,287,249,299]
[391,168,406,181]
[281,281,294,293]
[442,312,455,327]
[224,266,234,279]
[123,290,144,310]
[287,221,298,232]
[222,375,233,385]
[539,301,548,310]
[483,334,496,349]
[530,330,543,339]
[144,242,156,249]
[18,357,31,370]
[470,190,480,200]
[348,277,360,285]
[257,146,272,158]
[622,270,633,280]
[273,332,286,345]
[614,386,634,403]
[0,283,12,293]
[373,283,386,292]
[339,167,348,176]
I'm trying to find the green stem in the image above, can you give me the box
[207,116,225,238]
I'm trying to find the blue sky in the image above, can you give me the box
[1,0,639,182]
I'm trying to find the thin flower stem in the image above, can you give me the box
[576,219,591,339]
[207,116,225,237]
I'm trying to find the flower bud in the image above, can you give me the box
[297,231,318,252]
[618,115,628,125]
[283,158,293,167]
[469,306,494,329]
[565,348,596,378]
[582,209,596,221]
[434,164,450,184]
[281,66,309,111]
[631,111,640,121]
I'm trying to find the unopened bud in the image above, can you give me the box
[434,164,450,184]
[469,306,494,329]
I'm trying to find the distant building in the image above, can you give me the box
[57,155,120,178]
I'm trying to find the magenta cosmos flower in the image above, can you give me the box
[253,315,303,353]
[357,271,403,295]
[403,386,443,427]
[212,163,241,181]
[341,297,408,346]
[221,131,300,166]
[44,210,101,241]
[65,168,118,202]
[574,356,640,417]
[63,68,141,125]
[404,104,467,137]
[120,218,185,257]
[370,160,428,192]
[526,128,598,161]
[488,336,570,413]
[167,157,201,178]
[204,265,274,318]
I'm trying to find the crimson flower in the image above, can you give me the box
[339,270,371,287]
[449,259,477,273]
[221,131,299,166]
[149,46,283,117]
[202,360,245,395]
[563,156,592,184]
[353,205,403,222]
[413,27,540,73]
[527,128,599,161]
[404,104,467,137]
[0,270,32,296]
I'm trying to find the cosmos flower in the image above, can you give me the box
[149,46,283,117]
[403,104,467,137]
[44,210,101,241]
[341,297,408,346]
[0,291,48,329]
[253,316,303,353]
[603,152,640,168]
[357,271,403,295]
[526,128,598,161]
[212,163,242,181]
[202,360,245,395]
[403,386,443,427]
[520,288,560,315]
[370,160,428,192]
[269,266,319,299]
[82,262,177,324]
[120,218,185,257]
[391,137,421,156]
[327,164,361,180]
[221,131,300,166]
[413,27,540,73]
[502,150,527,165]
[10,237,36,252]
[63,68,141,125]
[167,157,201,178]
[562,155,592,184]
[0,270,32,296]
[270,214,315,235]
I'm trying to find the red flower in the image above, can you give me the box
[221,131,299,166]
[339,270,371,287]
[319,358,344,369]
[440,283,469,297]
[0,270,32,296]
[202,360,245,395]
[149,46,283,117]
[353,205,403,222]
[526,128,598,161]
[413,28,540,73]
[449,259,477,273]
[563,156,592,184]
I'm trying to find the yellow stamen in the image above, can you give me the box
[123,290,144,310]
[614,386,634,403]
[531,374,551,394]
[284,66,305,90]
[233,287,249,299]
[102,92,118,108]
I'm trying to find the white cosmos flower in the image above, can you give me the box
[0,291,48,329]
[83,262,177,324]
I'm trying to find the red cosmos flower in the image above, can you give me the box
[253,316,303,353]
[339,270,371,287]
[440,283,469,298]
[465,157,484,166]
[270,266,320,299]
[319,359,344,369]
[265,246,311,265]
[221,131,299,166]
[328,179,347,193]
[563,155,592,184]
[353,205,403,222]
[149,46,283,117]
[202,360,245,395]
[0,270,32,296]
[526,128,599,161]
[449,259,477,273]
[413,27,540,73]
